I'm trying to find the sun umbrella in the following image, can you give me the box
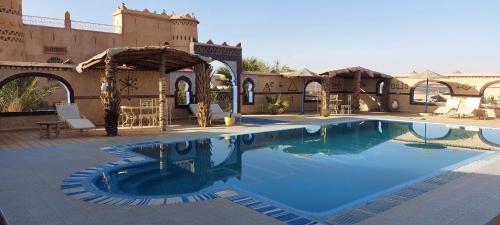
[412,70,447,113]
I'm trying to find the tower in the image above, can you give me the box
[170,13,198,52]
[0,0,25,61]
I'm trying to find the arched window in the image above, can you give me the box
[304,80,322,102]
[410,81,452,104]
[47,57,63,63]
[481,81,500,106]
[175,76,192,108]
[0,73,74,115]
[242,78,255,105]
[376,80,385,96]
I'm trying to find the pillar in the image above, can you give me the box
[102,55,121,136]
[159,52,168,131]
[381,78,391,112]
[352,70,361,113]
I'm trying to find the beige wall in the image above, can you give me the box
[0,3,198,62]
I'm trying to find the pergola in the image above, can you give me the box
[320,67,392,113]
[76,46,213,136]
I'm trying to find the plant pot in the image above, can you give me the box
[320,108,330,117]
[224,116,236,126]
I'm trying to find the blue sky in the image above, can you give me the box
[24,0,500,74]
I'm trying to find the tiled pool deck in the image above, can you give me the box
[0,113,499,225]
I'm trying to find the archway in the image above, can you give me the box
[0,72,74,114]
[193,42,242,113]
[210,60,238,113]
[174,76,192,108]
[480,80,500,106]
[304,79,322,103]
[410,80,452,105]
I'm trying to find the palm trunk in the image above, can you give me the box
[101,56,121,136]
[194,63,213,127]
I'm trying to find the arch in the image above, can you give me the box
[478,129,500,148]
[0,72,75,115]
[174,76,192,108]
[304,79,322,103]
[409,123,451,140]
[376,79,385,96]
[175,141,192,155]
[480,80,500,103]
[210,60,239,112]
[242,78,255,105]
[409,80,453,105]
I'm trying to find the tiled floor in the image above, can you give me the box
[0,113,499,225]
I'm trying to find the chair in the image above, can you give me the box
[340,95,352,114]
[55,103,95,129]
[456,97,481,118]
[138,99,156,127]
[329,94,339,114]
[120,106,138,128]
[433,98,461,116]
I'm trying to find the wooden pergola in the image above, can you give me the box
[76,46,213,136]
[320,67,392,113]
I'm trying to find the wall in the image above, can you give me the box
[0,3,198,63]
[388,74,500,114]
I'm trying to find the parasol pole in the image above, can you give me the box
[424,78,429,113]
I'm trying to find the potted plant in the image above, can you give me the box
[265,95,289,114]
[224,110,236,126]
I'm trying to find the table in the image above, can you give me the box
[35,121,64,138]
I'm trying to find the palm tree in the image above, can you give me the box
[0,77,56,112]
[242,57,270,72]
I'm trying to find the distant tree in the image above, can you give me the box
[242,57,270,72]
[270,60,294,73]
[215,67,233,88]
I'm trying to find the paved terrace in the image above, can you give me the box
[0,113,499,225]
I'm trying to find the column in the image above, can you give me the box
[352,70,361,113]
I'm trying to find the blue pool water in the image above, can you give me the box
[94,120,498,217]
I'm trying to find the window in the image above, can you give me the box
[242,78,255,105]
[482,81,500,106]
[376,80,385,96]
[175,76,191,107]
[411,81,451,104]
[304,80,322,102]
[47,57,63,63]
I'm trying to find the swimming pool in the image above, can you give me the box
[91,120,498,219]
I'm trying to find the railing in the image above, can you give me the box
[22,15,121,34]
[23,15,64,28]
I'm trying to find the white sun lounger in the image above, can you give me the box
[55,103,96,129]
[456,97,481,118]
[189,103,241,122]
[434,98,461,116]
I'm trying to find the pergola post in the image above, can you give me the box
[352,70,361,113]
[102,55,121,136]
[381,78,391,112]
[194,62,213,127]
[158,52,168,131]
[320,72,333,117]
